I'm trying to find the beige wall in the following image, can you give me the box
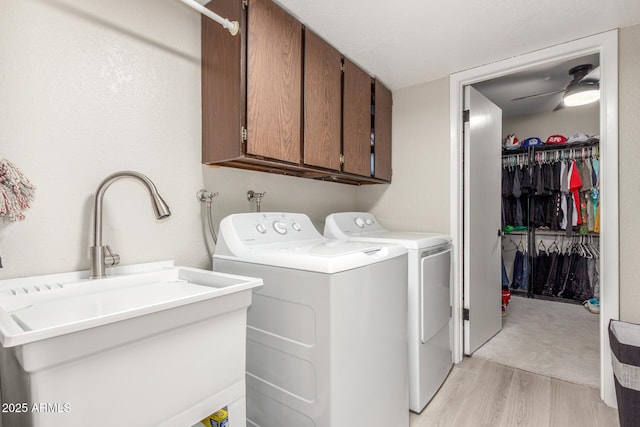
[203,166,358,246]
[356,77,451,233]
[619,24,640,324]
[503,102,600,140]
[0,0,357,279]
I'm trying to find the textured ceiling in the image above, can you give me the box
[273,0,640,91]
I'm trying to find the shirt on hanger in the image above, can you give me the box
[568,159,583,226]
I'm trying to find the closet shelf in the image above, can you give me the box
[502,140,598,156]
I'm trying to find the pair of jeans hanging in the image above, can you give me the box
[558,252,579,300]
[510,250,529,290]
[570,255,592,301]
[521,251,529,291]
[542,250,560,296]
[511,250,523,289]
[502,256,510,289]
[532,249,550,295]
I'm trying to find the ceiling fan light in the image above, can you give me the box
[563,82,600,107]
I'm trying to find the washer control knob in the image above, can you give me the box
[365,218,373,226]
[256,224,267,234]
[354,217,365,228]
[273,221,288,235]
[292,222,301,231]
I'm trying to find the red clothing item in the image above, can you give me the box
[569,159,583,225]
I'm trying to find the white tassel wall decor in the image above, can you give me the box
[0,158,36,222]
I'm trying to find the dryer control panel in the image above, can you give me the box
[324,212,386,238]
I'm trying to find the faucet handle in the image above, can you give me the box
[104,245,120,267]
[247,190,266,213]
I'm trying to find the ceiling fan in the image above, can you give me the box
[511,64,600,108]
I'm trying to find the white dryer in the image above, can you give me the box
[213,212,409,427]
[324,212,452,413]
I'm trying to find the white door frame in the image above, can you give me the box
[449,30,619,407]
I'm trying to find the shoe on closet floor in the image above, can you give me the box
[583,298,600,314]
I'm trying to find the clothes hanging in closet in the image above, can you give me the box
[502,151,600,234]
[531,236,599,302]
[501,161,529,229]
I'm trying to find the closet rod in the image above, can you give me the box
[533,231,600,237]
[179,0,239,35]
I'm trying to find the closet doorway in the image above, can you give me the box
[449,30,619,407]
[474,54,601,389]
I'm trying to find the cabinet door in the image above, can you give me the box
[247,0,302,164]
[303,30,342,171]
[374,80,392,181]
[342,59,372,177]
[202,0,244,163]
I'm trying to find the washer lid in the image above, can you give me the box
[216,239,406,273]
[324,212,451,250]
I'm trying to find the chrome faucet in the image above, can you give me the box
[89,171,171,279]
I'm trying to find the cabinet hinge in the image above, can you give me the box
[241,126,248,143]
[463,110,470,123]
[463,308,470,321]
[339,154,345,165]
[340,62,345,73]
[242,0,248,9]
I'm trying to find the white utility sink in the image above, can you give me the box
[0,261,262,427]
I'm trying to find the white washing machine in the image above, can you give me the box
[324,212,452,413]
[213,212,409,427]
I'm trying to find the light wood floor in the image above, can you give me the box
[410,357,620,427]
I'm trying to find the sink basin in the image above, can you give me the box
[0,260,261,347]
[0,261,262,427]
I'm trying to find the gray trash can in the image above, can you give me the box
[609,319,640,427]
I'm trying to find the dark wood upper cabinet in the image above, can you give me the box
[343,58,373,177]
[303,30,342,171]
[202,0,302,165]
[201,0,391,184]
[201,0,244,163]
[374,80,392,181]
[247,0,302,163]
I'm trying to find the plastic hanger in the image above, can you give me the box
[537,239,547,253]
[580,236,593,258]
[502,235,518,252]
[588,235,600,257]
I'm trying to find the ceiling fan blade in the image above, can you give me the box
[511,89,565,102]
